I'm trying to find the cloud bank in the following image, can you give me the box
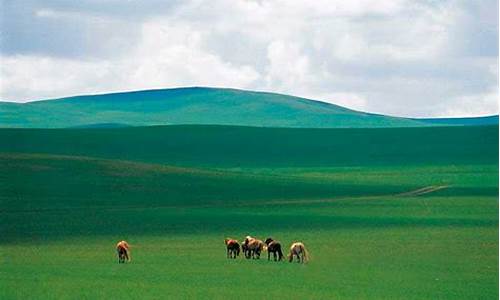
[0,0,498,117]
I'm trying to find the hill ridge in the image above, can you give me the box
[1,87,497,128]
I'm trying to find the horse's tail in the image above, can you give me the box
[277,245,284,261]
[236,244,241,256]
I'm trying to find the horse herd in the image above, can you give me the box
[116,237,309,264]
[225,236,309,263]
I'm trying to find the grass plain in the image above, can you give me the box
[0,125,498,299]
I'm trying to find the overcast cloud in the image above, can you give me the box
[0,0,498,117]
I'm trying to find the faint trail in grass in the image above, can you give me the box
[395,185,449,197]
[0,185,449,214]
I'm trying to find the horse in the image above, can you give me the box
[224,238,240,259]
[116,240,130,263]
[241,242,249,258]
[242,236,254,258]
[264,238,284,261]
[243,236,265,259]
[288,242,308,263]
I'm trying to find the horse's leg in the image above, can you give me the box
[274,252,277,261]
[268,251,270,261]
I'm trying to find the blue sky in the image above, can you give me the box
[0,0,498,117]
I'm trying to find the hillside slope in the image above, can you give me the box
[0,87,433,128]
[0,125,497,167]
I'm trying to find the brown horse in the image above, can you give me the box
[264,238,284,261]
[224,238,240,259]
[288,242,308,263]
[243,236,265,259]
[116,240,130,263]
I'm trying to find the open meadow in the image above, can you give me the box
[0,125,498,299]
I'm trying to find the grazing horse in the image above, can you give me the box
[224,238,240,259]
[116,240,130,263]
[264,238,284,261]
[241,242,249,258]
[243,236,265,259]
[288,242,308,263]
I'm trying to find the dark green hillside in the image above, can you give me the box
[0,87,430,128]
[0,125,496,167]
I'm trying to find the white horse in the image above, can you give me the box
[288,242,308,263]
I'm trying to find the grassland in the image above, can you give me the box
[0,87,434,128]
[0,125,498,299]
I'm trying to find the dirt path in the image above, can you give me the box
[396,185,448,197]
[232,185,449,207]
[1,185,449,214]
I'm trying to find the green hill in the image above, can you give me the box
[0,125,496,167]
[0,87,437,128]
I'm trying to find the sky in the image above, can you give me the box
[0,0,498,117]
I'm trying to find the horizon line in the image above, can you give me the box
[1,86,498,120]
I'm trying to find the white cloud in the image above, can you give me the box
[0,56,117,101]
[0,0,497,117]
[442,89,499,117]
[0,19,260,101]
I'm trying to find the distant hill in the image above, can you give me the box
[1,87,497,128]
[415,115,499,126]
[0,87,427,128]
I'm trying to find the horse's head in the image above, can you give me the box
[264,237,273,245]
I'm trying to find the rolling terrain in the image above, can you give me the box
[0,124,498,299]
[0,125,497,167]
[0,87,465,128]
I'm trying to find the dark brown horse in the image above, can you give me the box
[264,238,284,261]
[224,238,241,259]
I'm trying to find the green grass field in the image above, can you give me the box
[0,125,498,299]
